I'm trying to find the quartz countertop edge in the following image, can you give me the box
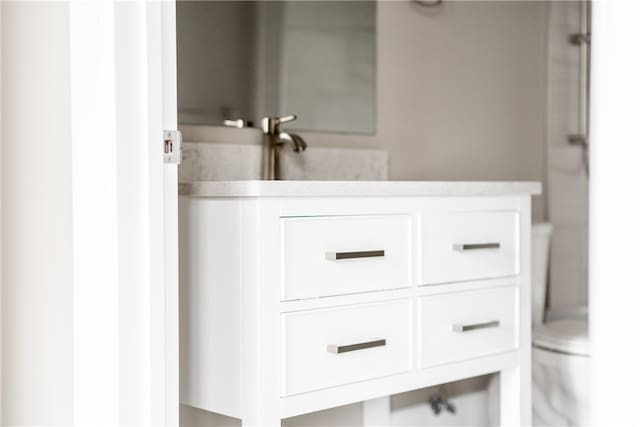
[179,181,542,198]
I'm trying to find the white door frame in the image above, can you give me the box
[590,1,640,425]
[159,1,180,424]
[68,1,178,424]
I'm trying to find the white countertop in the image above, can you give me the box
[179,180,541,198]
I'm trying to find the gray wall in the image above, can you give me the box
[180,1,549,221]
[304,0,548,221]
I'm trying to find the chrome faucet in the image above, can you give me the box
[224,115,307,180]
[261,115,307,180]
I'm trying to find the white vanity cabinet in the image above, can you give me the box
[179,181,540,426]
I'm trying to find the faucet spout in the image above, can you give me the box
[260,115,307,180]
[278,132,307,152]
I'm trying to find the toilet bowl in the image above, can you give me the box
[531,224,590,426]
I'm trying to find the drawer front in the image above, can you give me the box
[422,211,518,285]
[282,300,412,396]
[419,287,517,367]
[282,215,411,300]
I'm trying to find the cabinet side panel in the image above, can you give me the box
[179,197,242,417]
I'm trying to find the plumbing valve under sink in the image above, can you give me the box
[428,392,457,416]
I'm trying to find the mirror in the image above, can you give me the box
[177,1,376,134]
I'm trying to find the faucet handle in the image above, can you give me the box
[262,115,297,133]
[274,115,296,125]
[223,119,254,128]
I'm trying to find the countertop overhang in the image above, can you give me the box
[179,180,542,198]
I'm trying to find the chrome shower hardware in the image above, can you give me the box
[567,0,591,176]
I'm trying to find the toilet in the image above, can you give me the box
[531,224,591,426]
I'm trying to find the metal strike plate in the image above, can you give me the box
[163,129,182,164]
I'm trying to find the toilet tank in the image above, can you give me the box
[532,223,553,327]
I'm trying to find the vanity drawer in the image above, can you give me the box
[282,300,412,396]
[419,287,517,367]
[281,215,411,300]
[422,211,518,285]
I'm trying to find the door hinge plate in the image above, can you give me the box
[163,129,182,164]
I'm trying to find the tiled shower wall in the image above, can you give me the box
[546,1,589,310]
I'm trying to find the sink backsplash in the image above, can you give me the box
[179,142,388,182]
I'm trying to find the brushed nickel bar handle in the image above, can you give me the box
[453,320,500,333]
[327,338,386,354]
[326,250,385,260]
[452,243,500,251]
